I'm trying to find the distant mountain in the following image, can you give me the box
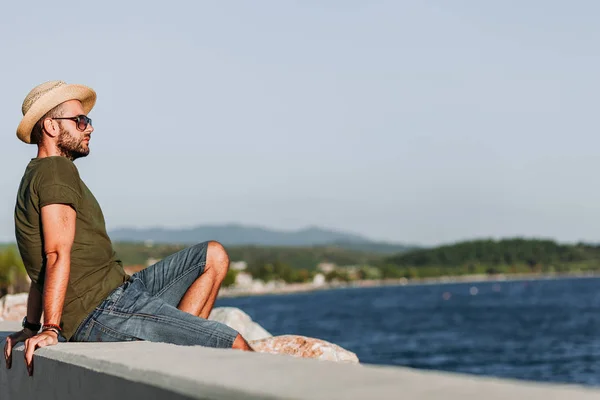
[109,224,414,254]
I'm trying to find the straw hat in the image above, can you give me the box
[17,80,96,144]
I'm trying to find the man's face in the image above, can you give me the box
[55,100,94,161]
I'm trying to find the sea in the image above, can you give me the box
[214,276,600,386]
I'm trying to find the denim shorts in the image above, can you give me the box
[70,242,238,348]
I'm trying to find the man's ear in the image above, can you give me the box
[42,118,59,138]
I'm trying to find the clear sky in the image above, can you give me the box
[1,1,599,246]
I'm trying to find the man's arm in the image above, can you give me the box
[23,203,76,375]
[24,282,43,333]
[39,203,75,327]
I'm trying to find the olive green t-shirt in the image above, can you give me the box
[14,156,128,340]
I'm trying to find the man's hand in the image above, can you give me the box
[23,330,59,376]
[4,328,36,370]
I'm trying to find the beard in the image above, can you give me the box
[57,127,90,161]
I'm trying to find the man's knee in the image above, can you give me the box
[207,240,229,277]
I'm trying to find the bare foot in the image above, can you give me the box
[231,334,254,351]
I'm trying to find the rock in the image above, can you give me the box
[208,308,358,363]
[0,293,28,322]
[208,307,272,341]
[249,335,360,364]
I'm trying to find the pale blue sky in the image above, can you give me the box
[1,1,599,246]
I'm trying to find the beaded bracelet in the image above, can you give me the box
[42,323,62,335]
[42,327,60,336]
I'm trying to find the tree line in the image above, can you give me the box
[384,238,599,268]
[3,238,600,294]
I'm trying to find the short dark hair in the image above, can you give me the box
[30,104,65,145]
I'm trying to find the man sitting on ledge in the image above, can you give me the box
[3,81,253,376]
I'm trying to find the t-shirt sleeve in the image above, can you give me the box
[37,157,83,210]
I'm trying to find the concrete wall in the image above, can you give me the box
[2,321,600,400]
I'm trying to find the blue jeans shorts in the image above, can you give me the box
[70,242,238,348]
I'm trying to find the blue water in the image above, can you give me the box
[215,277,600,386]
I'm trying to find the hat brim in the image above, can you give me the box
[17,84,96,144]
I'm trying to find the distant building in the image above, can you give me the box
[230,261,248,271]
[250,280,266,293]
[313,273,326,286]
[234,272,253,288]
[317,262,336,274]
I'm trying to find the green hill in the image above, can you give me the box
[382,238,600,276]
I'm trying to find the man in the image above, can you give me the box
[3,81,253,376]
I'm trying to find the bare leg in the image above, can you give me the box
[232,334,254,351]
[176,241,253,351]
[177,241,229,319]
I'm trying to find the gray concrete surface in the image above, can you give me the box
[2,321,600,399]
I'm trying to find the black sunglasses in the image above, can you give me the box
[52,115,92,132]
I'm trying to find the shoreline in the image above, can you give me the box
[217,271,600,298]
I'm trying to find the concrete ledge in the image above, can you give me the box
[2,321,600,399]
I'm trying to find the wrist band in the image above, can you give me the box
[42,323,62,332]
[42,327,60,336]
